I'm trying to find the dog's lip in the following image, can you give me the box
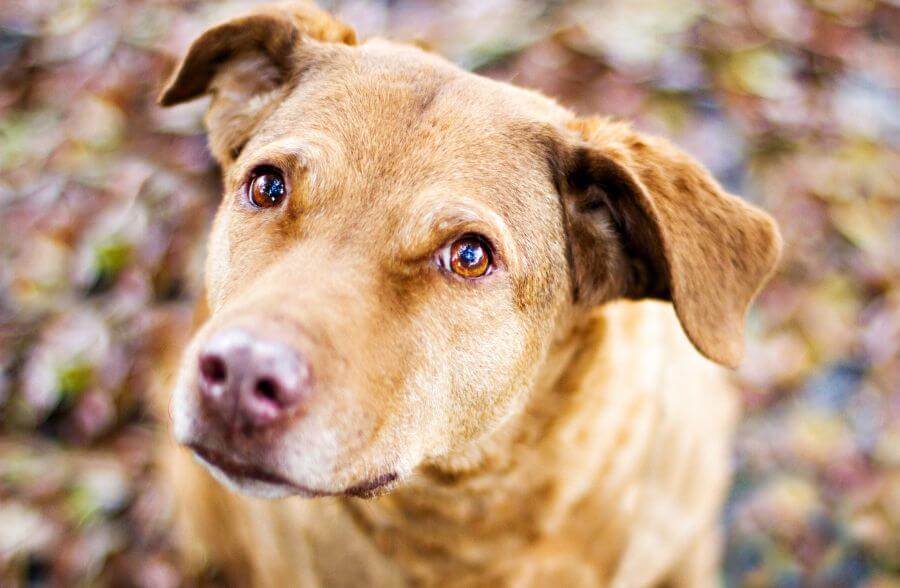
[187,443,398,498]
[188,443,324,496]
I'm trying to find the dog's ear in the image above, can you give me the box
[158,1,355,106]
[558,117,782,368]
[158,1,355,161]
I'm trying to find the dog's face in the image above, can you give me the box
[172,42,577,498]
[161,3,781,498]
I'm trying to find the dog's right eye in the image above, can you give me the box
[437,234,494,279]
[248,168,287,208]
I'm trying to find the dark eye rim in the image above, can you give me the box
[244,165,289,209]
[437,232,498,280]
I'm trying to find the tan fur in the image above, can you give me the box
[156,3,781,586]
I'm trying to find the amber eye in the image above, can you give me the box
[438,235,493,279]
[248,168,286,208]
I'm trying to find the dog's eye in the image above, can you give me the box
[248,168,286,208]
[438,235,493,279]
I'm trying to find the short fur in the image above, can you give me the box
[156,2,782,586]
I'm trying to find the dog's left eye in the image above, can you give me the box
[437,234,493,279]
[248,168,286,208]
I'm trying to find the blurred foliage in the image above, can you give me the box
[1,0,898,586]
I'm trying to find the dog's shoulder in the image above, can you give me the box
[593,300,738,586]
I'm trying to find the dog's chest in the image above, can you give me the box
[302,303,737,588]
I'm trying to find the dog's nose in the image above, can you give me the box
[197,328,312,429]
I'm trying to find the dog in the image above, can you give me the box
[155,2,782,586]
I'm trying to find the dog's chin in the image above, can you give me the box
[200,457,298,499]
[188,444,402,499]
[189,444,330,498]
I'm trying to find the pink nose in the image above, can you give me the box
[197,328,312,430]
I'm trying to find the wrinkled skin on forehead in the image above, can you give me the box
[173,40,581,494]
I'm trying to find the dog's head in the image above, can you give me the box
[160,2,781,498]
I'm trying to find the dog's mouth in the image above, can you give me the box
[188,443,398,498]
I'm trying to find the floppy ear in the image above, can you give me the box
[158,1,356,161]
[559,117,782,368]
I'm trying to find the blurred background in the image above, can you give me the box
[1,0,898,585]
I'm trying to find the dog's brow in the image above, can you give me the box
[229,140,306,182]
[398,196,519,272]
[231,135,344,192]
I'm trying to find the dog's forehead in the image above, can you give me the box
[228,40,572,248]
[246,40,570,177]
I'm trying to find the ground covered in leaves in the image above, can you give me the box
[1,0,898,586]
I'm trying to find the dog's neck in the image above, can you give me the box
[338,305,653,584]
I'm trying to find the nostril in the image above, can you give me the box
[255,378,279,404]
[200,355,228,385]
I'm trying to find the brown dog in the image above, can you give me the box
[156,2,782,586]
